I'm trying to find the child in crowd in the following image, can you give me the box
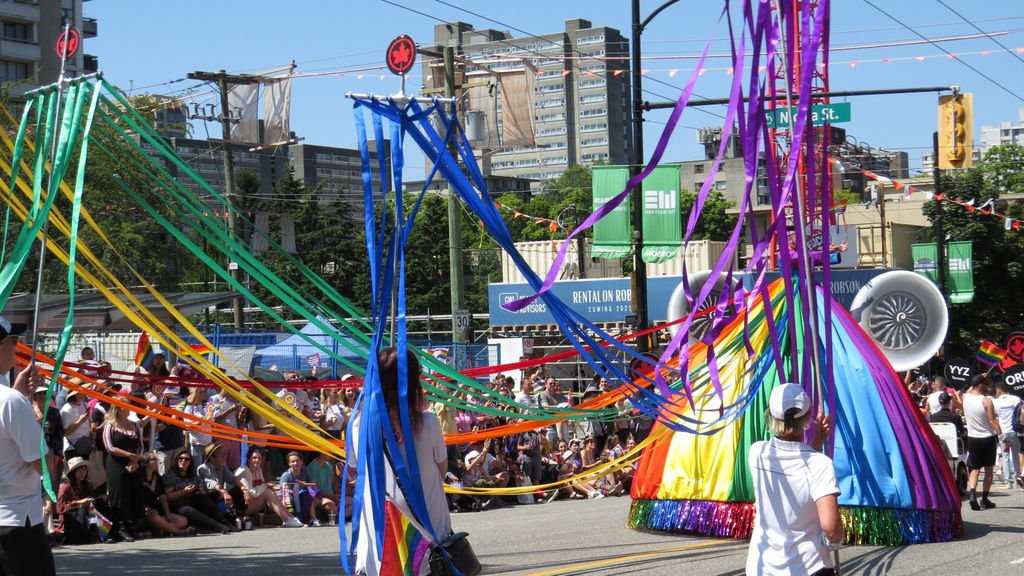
[280,451,334,526]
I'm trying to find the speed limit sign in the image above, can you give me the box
[454,309,471,340]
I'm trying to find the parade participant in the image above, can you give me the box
[0,316,55,575]
[353,348,452,576]
[928,392,966,439]
[747,383,843,575]
[992,382,1022,489]
[963,375,1001,510]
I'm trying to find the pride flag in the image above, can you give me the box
[977,339,1007,367]
[189,342,212,356]
[89,503,112,541]
[379,502,431,576]
[134,332,154,370]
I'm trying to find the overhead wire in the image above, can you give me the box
[861,0,1024,105]
[932,0,1024,68]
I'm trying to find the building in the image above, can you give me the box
[980,108,1024,150]
[0,0,97,105]
[921,147,981,172]
[433,18,632,181]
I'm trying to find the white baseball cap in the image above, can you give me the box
[769,383,810,420]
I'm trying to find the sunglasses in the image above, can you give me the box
[177,456,192,462]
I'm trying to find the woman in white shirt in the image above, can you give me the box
[747,383,844,576]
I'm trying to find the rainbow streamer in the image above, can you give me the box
[380,502,432,576]
[629,278,962,545]
[977,339,1007,367]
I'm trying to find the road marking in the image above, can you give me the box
[1011,557,1024,565]
[525,539,730,576]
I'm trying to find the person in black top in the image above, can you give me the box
[930,392,966,438]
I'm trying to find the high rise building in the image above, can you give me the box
[433,18,632,181]
[980,107,1024,150]
[0,0,97,105]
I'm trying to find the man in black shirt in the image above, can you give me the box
[929,392,966,438]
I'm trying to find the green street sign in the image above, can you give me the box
[765,101,851,128]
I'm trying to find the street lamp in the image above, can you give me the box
[631,0,683,352]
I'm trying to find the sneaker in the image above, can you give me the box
[1017,477,1024,489]
[969,499,981,511]
[282,517,306,528]
[981,499,997,510]
[588,491,605,500]
[545,491,559,504]
[310,519,321,527]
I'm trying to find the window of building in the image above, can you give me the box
[581,137,609,147]
[2,21,30,42]
[715,180,727,191]
[578,79,606,89]
[694,164,705,174]
[579,107,607,118]
[579,94,607,104]
[580,122,607,133]
[0,59,30,83]
[538,83,564,94]
[576,34,606,46]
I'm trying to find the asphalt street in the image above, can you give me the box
[54,485,1024,575]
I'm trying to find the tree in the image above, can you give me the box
[678,189,737,241]
[922,145,1024,356]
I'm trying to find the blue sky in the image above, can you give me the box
[85,1,1024,179]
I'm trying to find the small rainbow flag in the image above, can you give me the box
[189,342,213,356]
[135,332,154,370]
[977,339,1008,367]
[380,501,431,576]
[89,503,112,541]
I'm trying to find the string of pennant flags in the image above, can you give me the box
[841,157,1024,232]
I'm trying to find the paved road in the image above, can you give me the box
[55,486,1024,575]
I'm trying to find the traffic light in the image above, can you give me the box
[937,93,973,170]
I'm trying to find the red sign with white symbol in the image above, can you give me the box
[386,35,416,76]
[55,27,81,60]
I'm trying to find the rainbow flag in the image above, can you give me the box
[89,503,112,541]
[135,332,154,370]
[977,339,1008,367]
[189,342,212,356]
[379,501,431,576]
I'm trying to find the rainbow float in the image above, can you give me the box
[628,278,962,545]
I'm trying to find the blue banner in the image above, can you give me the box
[488,269,887,326]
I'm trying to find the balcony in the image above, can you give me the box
[0,39,40,61]
[0,1,39,21]
[81,17,97,38]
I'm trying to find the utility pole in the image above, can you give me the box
[442,47,467,344]
[187,69,261,332]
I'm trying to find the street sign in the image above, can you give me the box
[55,27,81,60]
[522,337,534,354]
[765,102,851,129]
[386,35,416,76]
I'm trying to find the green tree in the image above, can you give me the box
[678,189,737,241]
[922,146,1024,356]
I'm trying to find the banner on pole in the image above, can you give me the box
[591,166,632,259]
[911,243,939,285]
[641,165,682,263]
[947,240,973,303]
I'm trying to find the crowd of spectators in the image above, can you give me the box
[436,366,643,512]
[40,349,352,546]
[39,350,645,545]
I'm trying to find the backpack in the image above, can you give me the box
[1012,401,1024,435]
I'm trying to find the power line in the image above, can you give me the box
[861,0,1024,105]
[932,0,1024,68]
